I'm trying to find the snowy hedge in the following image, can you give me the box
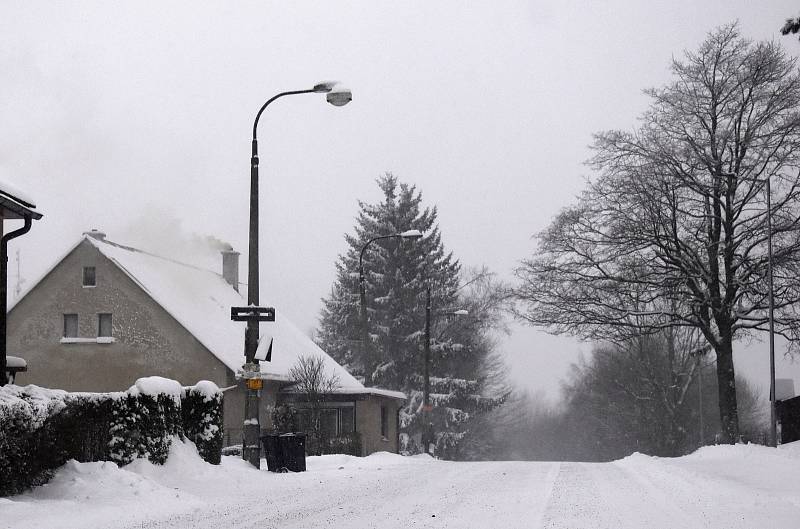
[108,378,183,465]
[181,381,224,465]
[0,378,223,496]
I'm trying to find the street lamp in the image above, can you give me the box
[422,284,467,456]
[239,81,351,469]
[765,175,777,447]
[736,174,777,446]
[358,230,423,387]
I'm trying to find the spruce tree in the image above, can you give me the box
[318,173,506,458]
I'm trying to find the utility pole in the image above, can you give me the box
[698,363,704,447]
[420,284,467,457]
[423,285,433,455]
[766,175,777,447]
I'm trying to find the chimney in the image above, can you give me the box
[83,228,106,241]
[221,248,240,292]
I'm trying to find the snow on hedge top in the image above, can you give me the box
[86,235,363,389]
[188,380,221,402]
[129,376,183,402]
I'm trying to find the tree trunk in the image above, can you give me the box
[714,334,739,443]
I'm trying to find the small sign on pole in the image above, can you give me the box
[255,334,273,362]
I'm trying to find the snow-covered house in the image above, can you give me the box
[8,230,405,455]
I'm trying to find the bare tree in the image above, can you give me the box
[515,24,800,442]
[567,329,707,457]
[557,340,766,461]
[288,355,341,442]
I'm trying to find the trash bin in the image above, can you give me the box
[261,432,306,472]
[261,434,282,471]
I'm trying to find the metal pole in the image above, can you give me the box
[766,176,777,447]
[698,362,704,447]
[423,284,432,455]
[358,234,411,387]
[242,89,317,469]
[359,255,370,386]
[242,135,262,469]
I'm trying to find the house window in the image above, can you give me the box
[63,314,78,338]
[296,409,312,432]
[380,405,388,438]
[340,406,355,434]
[295,406,355,437]
[98,313,112,337]
[319,409,338,438]
[82,266,96,287]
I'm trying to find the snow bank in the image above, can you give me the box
[3,441,206,529]
[5,441,800,529]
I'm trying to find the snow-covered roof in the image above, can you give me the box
[281,385,407,400]
[84,235,365,390]
[0,178,42,219]
[0,178,37,208]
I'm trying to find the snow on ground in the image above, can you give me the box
[3,441,800,529]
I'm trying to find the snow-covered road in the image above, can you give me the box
[4,441,800,529]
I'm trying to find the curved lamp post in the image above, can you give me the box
[241,81,352,469]
[358,230,423,387]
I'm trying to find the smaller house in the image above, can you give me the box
[8,230,405,455]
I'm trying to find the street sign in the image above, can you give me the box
[231,306,275,322]
[255,334,273,362]
[246,378,263,390]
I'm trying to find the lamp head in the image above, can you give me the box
[327,85,352,107]
[399,229,423,239]
[452,309,469,316]
[313,81,339,93]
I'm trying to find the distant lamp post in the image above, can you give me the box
[358,230,423,386]
[0,184,42,386]
[236,81,351,469]
[765,175,777,447]
[422,284,467,456]
[736,174,777,447]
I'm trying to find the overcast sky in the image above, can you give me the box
[3,1,800,401]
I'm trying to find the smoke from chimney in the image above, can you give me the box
[221,249,240,292]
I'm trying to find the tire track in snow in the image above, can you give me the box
[121,460,563,529]
[530,461,561,528]
[539,462,697,529]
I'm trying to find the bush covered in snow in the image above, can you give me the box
[0,386,115,496]
[108,393,181,465]
[0,378,223,496]
[181,381,223,465]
